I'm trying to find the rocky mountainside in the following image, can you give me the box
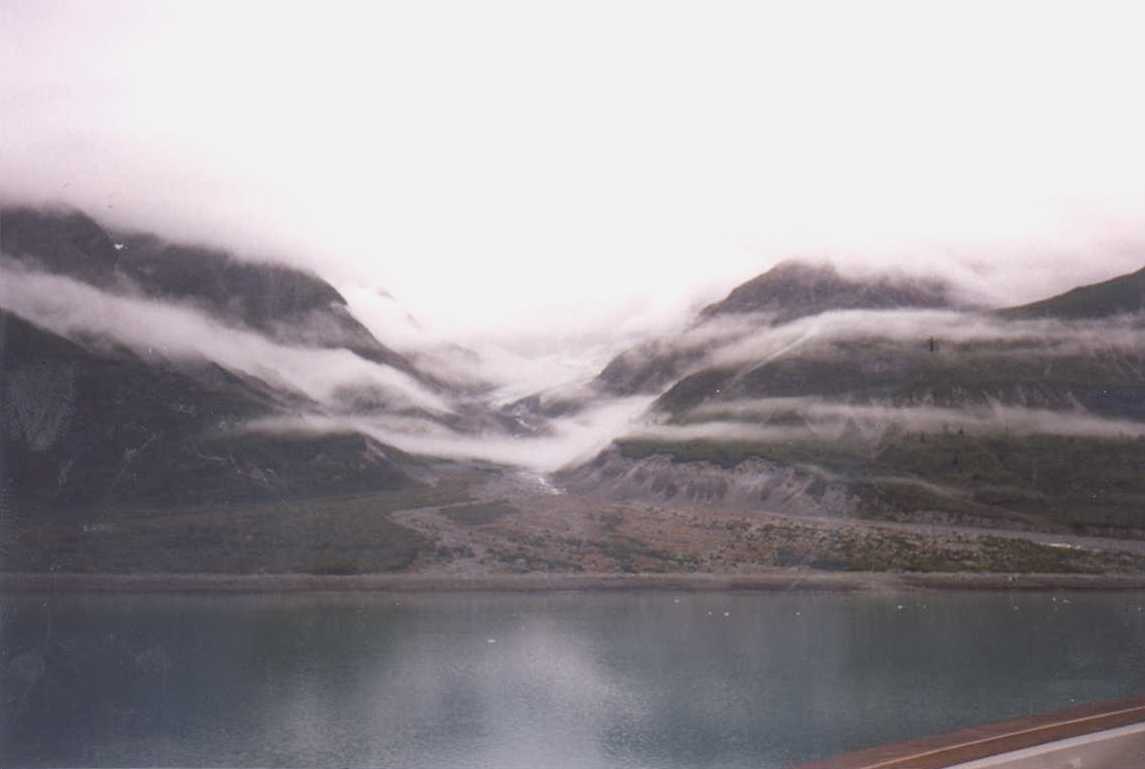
[594,261,959,397]
[562,263,1145,536]
[0,208,448,521]
[998,265,1145,320]
[6,206,1145,573]
[698,259,953,321]
[1,207,427,380]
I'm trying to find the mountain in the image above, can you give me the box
[0,207,446,525]
[6,208,1145,574]
[594,260,958,398]
[0,311,419,512]
[593,338,699,398]
[0,207,428,381]
[699,259,953,321]
[561,263,1145,536]
[998,265,1145,320]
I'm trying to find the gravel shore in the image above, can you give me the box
[5,570,1145,594]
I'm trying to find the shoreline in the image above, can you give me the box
[4,570,1145,594]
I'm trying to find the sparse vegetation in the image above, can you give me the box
[440,500,517,526]
[616,437,865,470]
[613,429,1145,534]
[4,486,470,574]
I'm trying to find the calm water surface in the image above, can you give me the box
[3,590,1145,768]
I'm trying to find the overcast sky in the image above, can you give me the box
[3,0,1145,349]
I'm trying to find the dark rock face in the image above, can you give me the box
[0,207,426,380]
[594,260,956,396]
[0,208,424,519]
[580,264,1145,533]
[999,266,1145,320]
[0,310,414,518]
[556,446,857,518]
[699,260,953,322]
[595,339,707,396]
[0,208,121,284]
[652,263,1145,423]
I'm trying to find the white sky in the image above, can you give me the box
[3,0,1145,350]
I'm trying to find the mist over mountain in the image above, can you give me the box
[998,265,1145,321]
[1,207,426,380]
[699,259,956,321]
[0,207,645,526]
[594,260,962,398]
[0,207,477,522]
[3,204,1145,576]
[561,261,1145,536]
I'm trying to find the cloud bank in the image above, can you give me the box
[647,308,1145,378]
[242,396,657,474]
[681,399,1145,441]
[0,260,451,413]
[4,1,1145,349]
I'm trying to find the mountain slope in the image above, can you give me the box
[0,207,447,523]
[564,264,1145,535]
[594,260,958,397]
[998,265,1145,320]
[0,207,429,382]
[699,260,953,321]
[0,296,418,519]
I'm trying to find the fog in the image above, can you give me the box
[588,307,1145,406]
[4,1,1145,351]
[5,2,1145,478]
[0,260,451,413]
[699,309,1145,372]
[242,396,657,474]
[632,411,1145,450]
[342,284,645,404]
[681,400,1145,441]
[7,245,1145,473]
[0,254,661,472]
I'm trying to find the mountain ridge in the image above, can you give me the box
[699,259,955,321]
[594,259,960,398]
[0,207,456,521]
[1,206,432,384]
[998,264,1145,320]
[565,260,1145,535]
[5,204,1145,576]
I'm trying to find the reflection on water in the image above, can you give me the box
[3,590,1145,768]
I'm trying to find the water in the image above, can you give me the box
[3,590,1145,768]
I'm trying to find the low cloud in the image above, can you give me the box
[680,398,1145,441]
[0,257,662,473]
[5,1,1145,352]
[243,395,657,474]
[629,421,815,446]
[0,260,451,413]
[341,279,675,406]
[683,308,1145,374]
